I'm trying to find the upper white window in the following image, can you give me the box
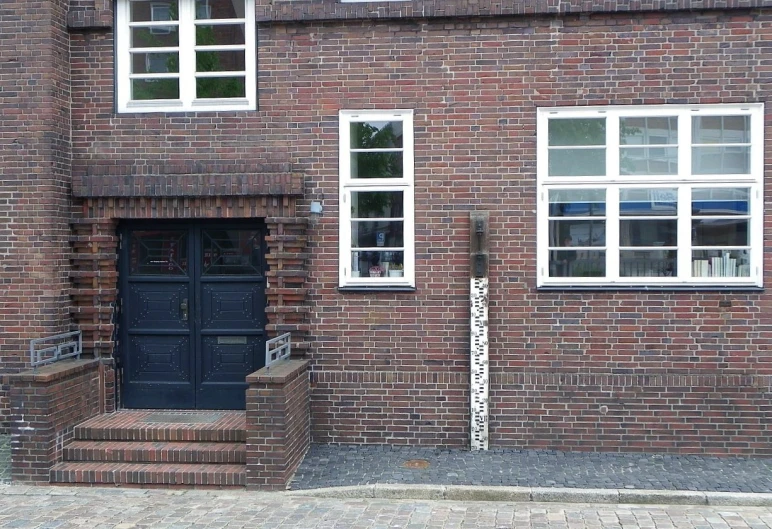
[339,110,415,289]
[537,104,764,288]
[116,0,256,113]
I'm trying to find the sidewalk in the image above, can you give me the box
[288,444,772,504]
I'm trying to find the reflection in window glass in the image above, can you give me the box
[351,191,404,218]
[202,230,262,276]
[548,189,606,278]
[129,230,188,276]
[620,188,677,216]
[351,121,403,149]
[692,116,750,144]
[691,188,751,278]
[620,117,678,145]
[351,152,404,179]
[548,119,605,146]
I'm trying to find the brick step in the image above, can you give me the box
[50,462,246,487]
[74,412,246,443]
[63,440,246,464]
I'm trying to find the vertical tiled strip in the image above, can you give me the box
[470,277,489,450]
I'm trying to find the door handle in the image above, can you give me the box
[180,297,189,321]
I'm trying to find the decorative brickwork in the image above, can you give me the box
[245,359,310,490]
[69,193,311,408]
[5,359,101,483]
[258,0,772,22]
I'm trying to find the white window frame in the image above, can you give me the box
[537,103,764,289]
[339,110,415,289]
[116,0,256,113]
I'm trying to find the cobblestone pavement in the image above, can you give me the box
[290,445,772,493]
[0,436,9,484]
[0,486,770,528]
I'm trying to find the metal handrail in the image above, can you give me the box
[30,331,82,368]
[265,332,291,367]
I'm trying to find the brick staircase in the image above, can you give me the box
[50,410,247,488]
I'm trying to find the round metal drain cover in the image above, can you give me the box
[403,459,430,469]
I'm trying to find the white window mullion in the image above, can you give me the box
[606,114,620,179]
[605,187,620,280]
[116,0,131,111]
[676,185,693,282]
[178,2,195,106]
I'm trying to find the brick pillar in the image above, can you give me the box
[5,359,101,483]
[245,359,310,490]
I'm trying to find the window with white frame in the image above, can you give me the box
[116,0,256,113]
[537,104,764,288]
[339,110,415,288]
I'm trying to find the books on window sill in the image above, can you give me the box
[692,256,748,277]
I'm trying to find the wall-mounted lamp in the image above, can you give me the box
[310,201,323,224]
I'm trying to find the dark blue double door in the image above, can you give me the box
[120,222,267,410]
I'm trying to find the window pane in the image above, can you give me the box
[196,50,245,72]
[202,229,262,276]
[351,251,405,278]
[129,230,188,276]
[548,148,606,177]
[195,24,245,46]
[351,191,403,218]
[620,188,677,216]
[198,0,242,20]
[548,118,605,146]
[550,251,605,278]
[692,250,750,277]
[548,189,606,216]
[131,0,179,23]
[351,152,403,179]
[549,220,605,247]
[692,218,748,246]
[692,146,750,175]
[620,250,676,277]
[692,116,750,144]
[132,78,180,100]
[196,76,245,98]
[620,219,677,247]
[692,188,749,215]
[620,116,678,145]
[351,220,404,248]
[351,121,403,149]
[131,26,179,47]
[620,147,678,175]
[133,52,179,74]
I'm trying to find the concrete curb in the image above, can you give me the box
[286,485,772,506]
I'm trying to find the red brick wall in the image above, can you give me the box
[60,6,772,454]
[246,360,310,490]
[255,10,772,452]
[0,0,73,431]
[6,360,101,483]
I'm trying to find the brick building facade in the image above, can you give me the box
[1,0,771,476]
